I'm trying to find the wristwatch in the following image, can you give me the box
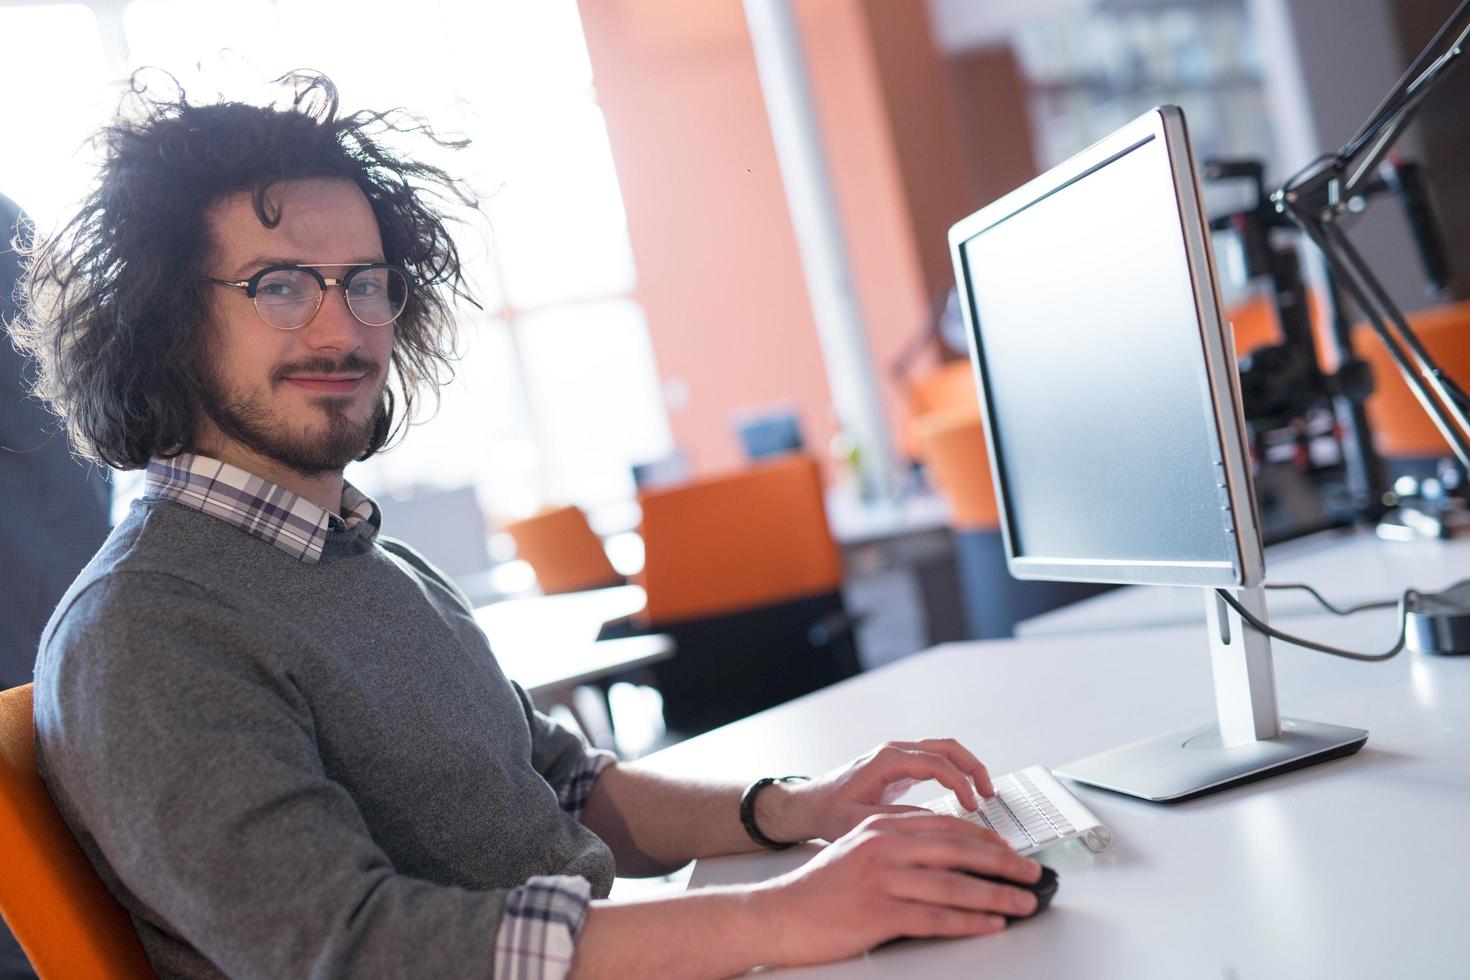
[739,775,810,850]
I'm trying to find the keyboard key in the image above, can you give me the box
[923,765,1111,857]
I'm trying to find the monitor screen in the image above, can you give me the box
[954,114,1253,585]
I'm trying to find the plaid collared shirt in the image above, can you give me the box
[145,453,377,563]
[145,453,613,978]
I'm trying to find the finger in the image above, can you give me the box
[866,804,931,817]
[889,899,1007,940]
[893,738,994,799]
[858,812,1009,849]
[878,748,980,810]
[891,831,1043,884]
[883,867,1039,918]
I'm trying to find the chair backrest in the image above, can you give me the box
[1223,289,1328,363]
[916,409,1001,532]
[1223,293,1282,357]
[0,684,156,979]
[1354,299,1470,458]
[636,454,843,624]
[900,359,981,459]
[504,505,621,596]
[376,484,493,581]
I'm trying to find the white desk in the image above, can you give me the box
[1018,527,1470,638]
[642,607,1470,978]
[825,488,951,549]
[474,586,672,735]
[474,585,649,657]
[494,634,673,703]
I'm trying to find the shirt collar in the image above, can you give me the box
[144,453,379,564]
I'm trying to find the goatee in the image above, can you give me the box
[198,354,386,478]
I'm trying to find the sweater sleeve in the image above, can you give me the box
[34,571,585,980]
[511,681,617,822]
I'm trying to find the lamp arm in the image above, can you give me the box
[1272,0,1470,508]
[1344,17,1470,196]
[1303,217,1470,474]
[1341,1,1470,160]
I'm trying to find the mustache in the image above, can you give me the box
[272,353,382,383]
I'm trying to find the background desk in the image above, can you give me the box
[641,605,1470,978]
[826,488,970,668]
[475,586,672,739]
[1018,527,1470,638]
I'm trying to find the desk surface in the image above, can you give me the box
[1018,527,1470,638]
[643,605,1470,978]
[474,586,668,698]
[498,634,672,700]
[825,488,951,548]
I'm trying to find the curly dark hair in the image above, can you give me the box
[8,70,479,470]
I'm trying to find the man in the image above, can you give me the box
[11,75,1041,978]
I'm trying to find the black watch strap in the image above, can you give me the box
[740,775,810,850]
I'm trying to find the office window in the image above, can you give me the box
[517,299,671,505]
[0,5,112,226]
[1013,0,1274,217]
[2,0,670,529]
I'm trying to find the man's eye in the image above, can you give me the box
[256,270,314,300]
[349,278,385,297]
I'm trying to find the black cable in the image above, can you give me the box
[1214,588,1413,662]
[1263,581,1399,616]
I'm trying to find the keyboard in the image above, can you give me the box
[923,765,1112,856]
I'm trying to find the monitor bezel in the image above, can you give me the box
[947,106,1265,589]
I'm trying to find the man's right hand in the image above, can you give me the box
[755,811,1043,966]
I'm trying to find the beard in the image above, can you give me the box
[197,353,387,479]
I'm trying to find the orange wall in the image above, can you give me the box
[793,0,934,466]
[578,0,969,477]
[857,0,981,296]
[949,44,1040,209]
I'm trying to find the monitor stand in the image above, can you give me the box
[1054,587,1367,802]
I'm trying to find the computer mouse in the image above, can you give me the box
[875,865,1058,949]
[963,864,1059,922]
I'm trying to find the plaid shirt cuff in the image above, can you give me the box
[494,875,593,980]
[554,750,616,823]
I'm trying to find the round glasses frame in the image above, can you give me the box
[201,262,414,331]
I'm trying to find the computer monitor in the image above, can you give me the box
[734,408,804,461]
[948,107,1366,802]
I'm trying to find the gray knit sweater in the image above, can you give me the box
[34,497,616,979]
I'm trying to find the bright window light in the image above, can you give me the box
[517,299,674,507]
[0,5,112,229]
[8,0,670,529]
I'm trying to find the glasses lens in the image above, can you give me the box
[345,266,410,326]
[254,268,322,329]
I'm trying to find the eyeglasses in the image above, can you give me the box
[202,262,414,331]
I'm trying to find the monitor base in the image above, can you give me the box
[1054,717,1367,803]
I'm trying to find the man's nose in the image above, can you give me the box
[300,288,364,354]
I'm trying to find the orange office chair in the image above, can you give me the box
[0,684,156,979]
[899,359,981,461]
[504,505,623,596]
[1223,293,1283,357]
[914,408,1001,532]
[916,411,1112,639]
[1353,299,1470,461]
[635,454,859,734]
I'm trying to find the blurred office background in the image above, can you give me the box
[4,0,1469,752]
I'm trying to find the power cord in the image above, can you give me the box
[1263,581,1399,616]
[1214,587,1415,663]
